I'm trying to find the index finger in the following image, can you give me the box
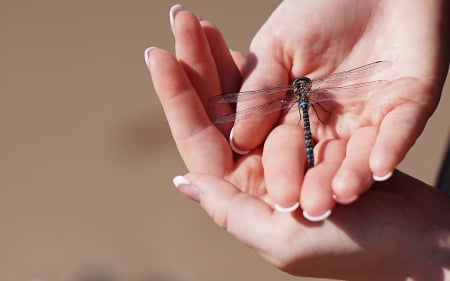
[146,48,233,175]
[231,43,289,151]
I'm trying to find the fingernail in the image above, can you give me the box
[172,175,200,202]
[373,171,393,181]
[332,193,358,205]
[173,175,190,187]
[274,202,300,213]
[303,209,332,222]
[170,4,185,29]
[229,126,249,155]
[144,46,157,66]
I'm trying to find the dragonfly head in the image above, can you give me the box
[293,77,312,91]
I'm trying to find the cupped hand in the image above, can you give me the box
[174,170,450,281]
[230,0,449,212]
[146,6,269,206]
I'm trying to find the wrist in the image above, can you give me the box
[351,173,450,281]
[396,188,450,281]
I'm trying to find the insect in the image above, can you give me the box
[210,61,392,168]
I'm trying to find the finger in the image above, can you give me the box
[229,49,247,76]
[172,7,230,122]
[200,20,242,94]
[200,19,243,136]
[262,124,304,210]
[301,139,346,217]
[147,48,232,175]
[177,173,278,252]
[175,173,352,271]
[370,104,428,180]
[332,126,377,203]
[231,39,289,152]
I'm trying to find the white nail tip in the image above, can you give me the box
[169,4,184,27]
[229,127,249,155]
[274,202,300,213]
[172,175,190,188]
[303,209,332,222]
[144,47,157,66]
[373,171,393,181]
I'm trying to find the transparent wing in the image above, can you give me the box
[210,61,392,104]
[309,80,390,103]
[211,61,392,123]
[213,94,297,123]
[312,61,393,89]
[209,84,294,103]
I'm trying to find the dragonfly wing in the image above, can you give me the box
[213,95,297,123]
[309,80,391,103]
[312,61,392,88]
[209,84,293,103]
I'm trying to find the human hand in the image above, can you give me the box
[172,170,450,281]
[144,5,450,279]
[145,4,329,220]
[229,0,449,214]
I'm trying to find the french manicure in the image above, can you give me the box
[274,202,300,213]
[173,175,190,187]
[332,193,358,205]
[170,4,185,29]
[144,46,157,66]
[172,175,200,202]
[303,209,332,222]
[229,126,249,155]
[373,171,393,181]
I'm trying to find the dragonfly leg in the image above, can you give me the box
[311,103,330,124]
[280,98,299,119]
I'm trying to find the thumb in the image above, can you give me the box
[172,173,274,247]
[230,42,289,152]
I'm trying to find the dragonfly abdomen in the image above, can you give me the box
[299,100,314,168]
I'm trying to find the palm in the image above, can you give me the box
[229,0,446,212]
[254,0,438,136]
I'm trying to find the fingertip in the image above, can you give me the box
[303,209,332,222]
[229,49,246,74]
[370,154,395,182]
[229,126,250,155]
[373,171,393,182]
[172,175,200,202]
[144,46,157,66]
[331,171,368,205]
[370,166,395,182]
[299,139,343,218]
[169,4,185,29]
[330,128,374,203]
[172,175,190,187]
[331,173,357,199]
[274,202,300,213]
[369,107,421,180]
[332,193,358,205]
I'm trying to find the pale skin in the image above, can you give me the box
[145,1,450,280]
[227,0,449,213]
[148,0,449,216]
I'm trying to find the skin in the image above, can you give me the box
[145,1,450,280]
[173,171,450,281]
[232,0,449,212]
[150,0,449,215]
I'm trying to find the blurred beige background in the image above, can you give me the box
[1,1,449,281]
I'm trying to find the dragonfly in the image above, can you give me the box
[209,60,392,169]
